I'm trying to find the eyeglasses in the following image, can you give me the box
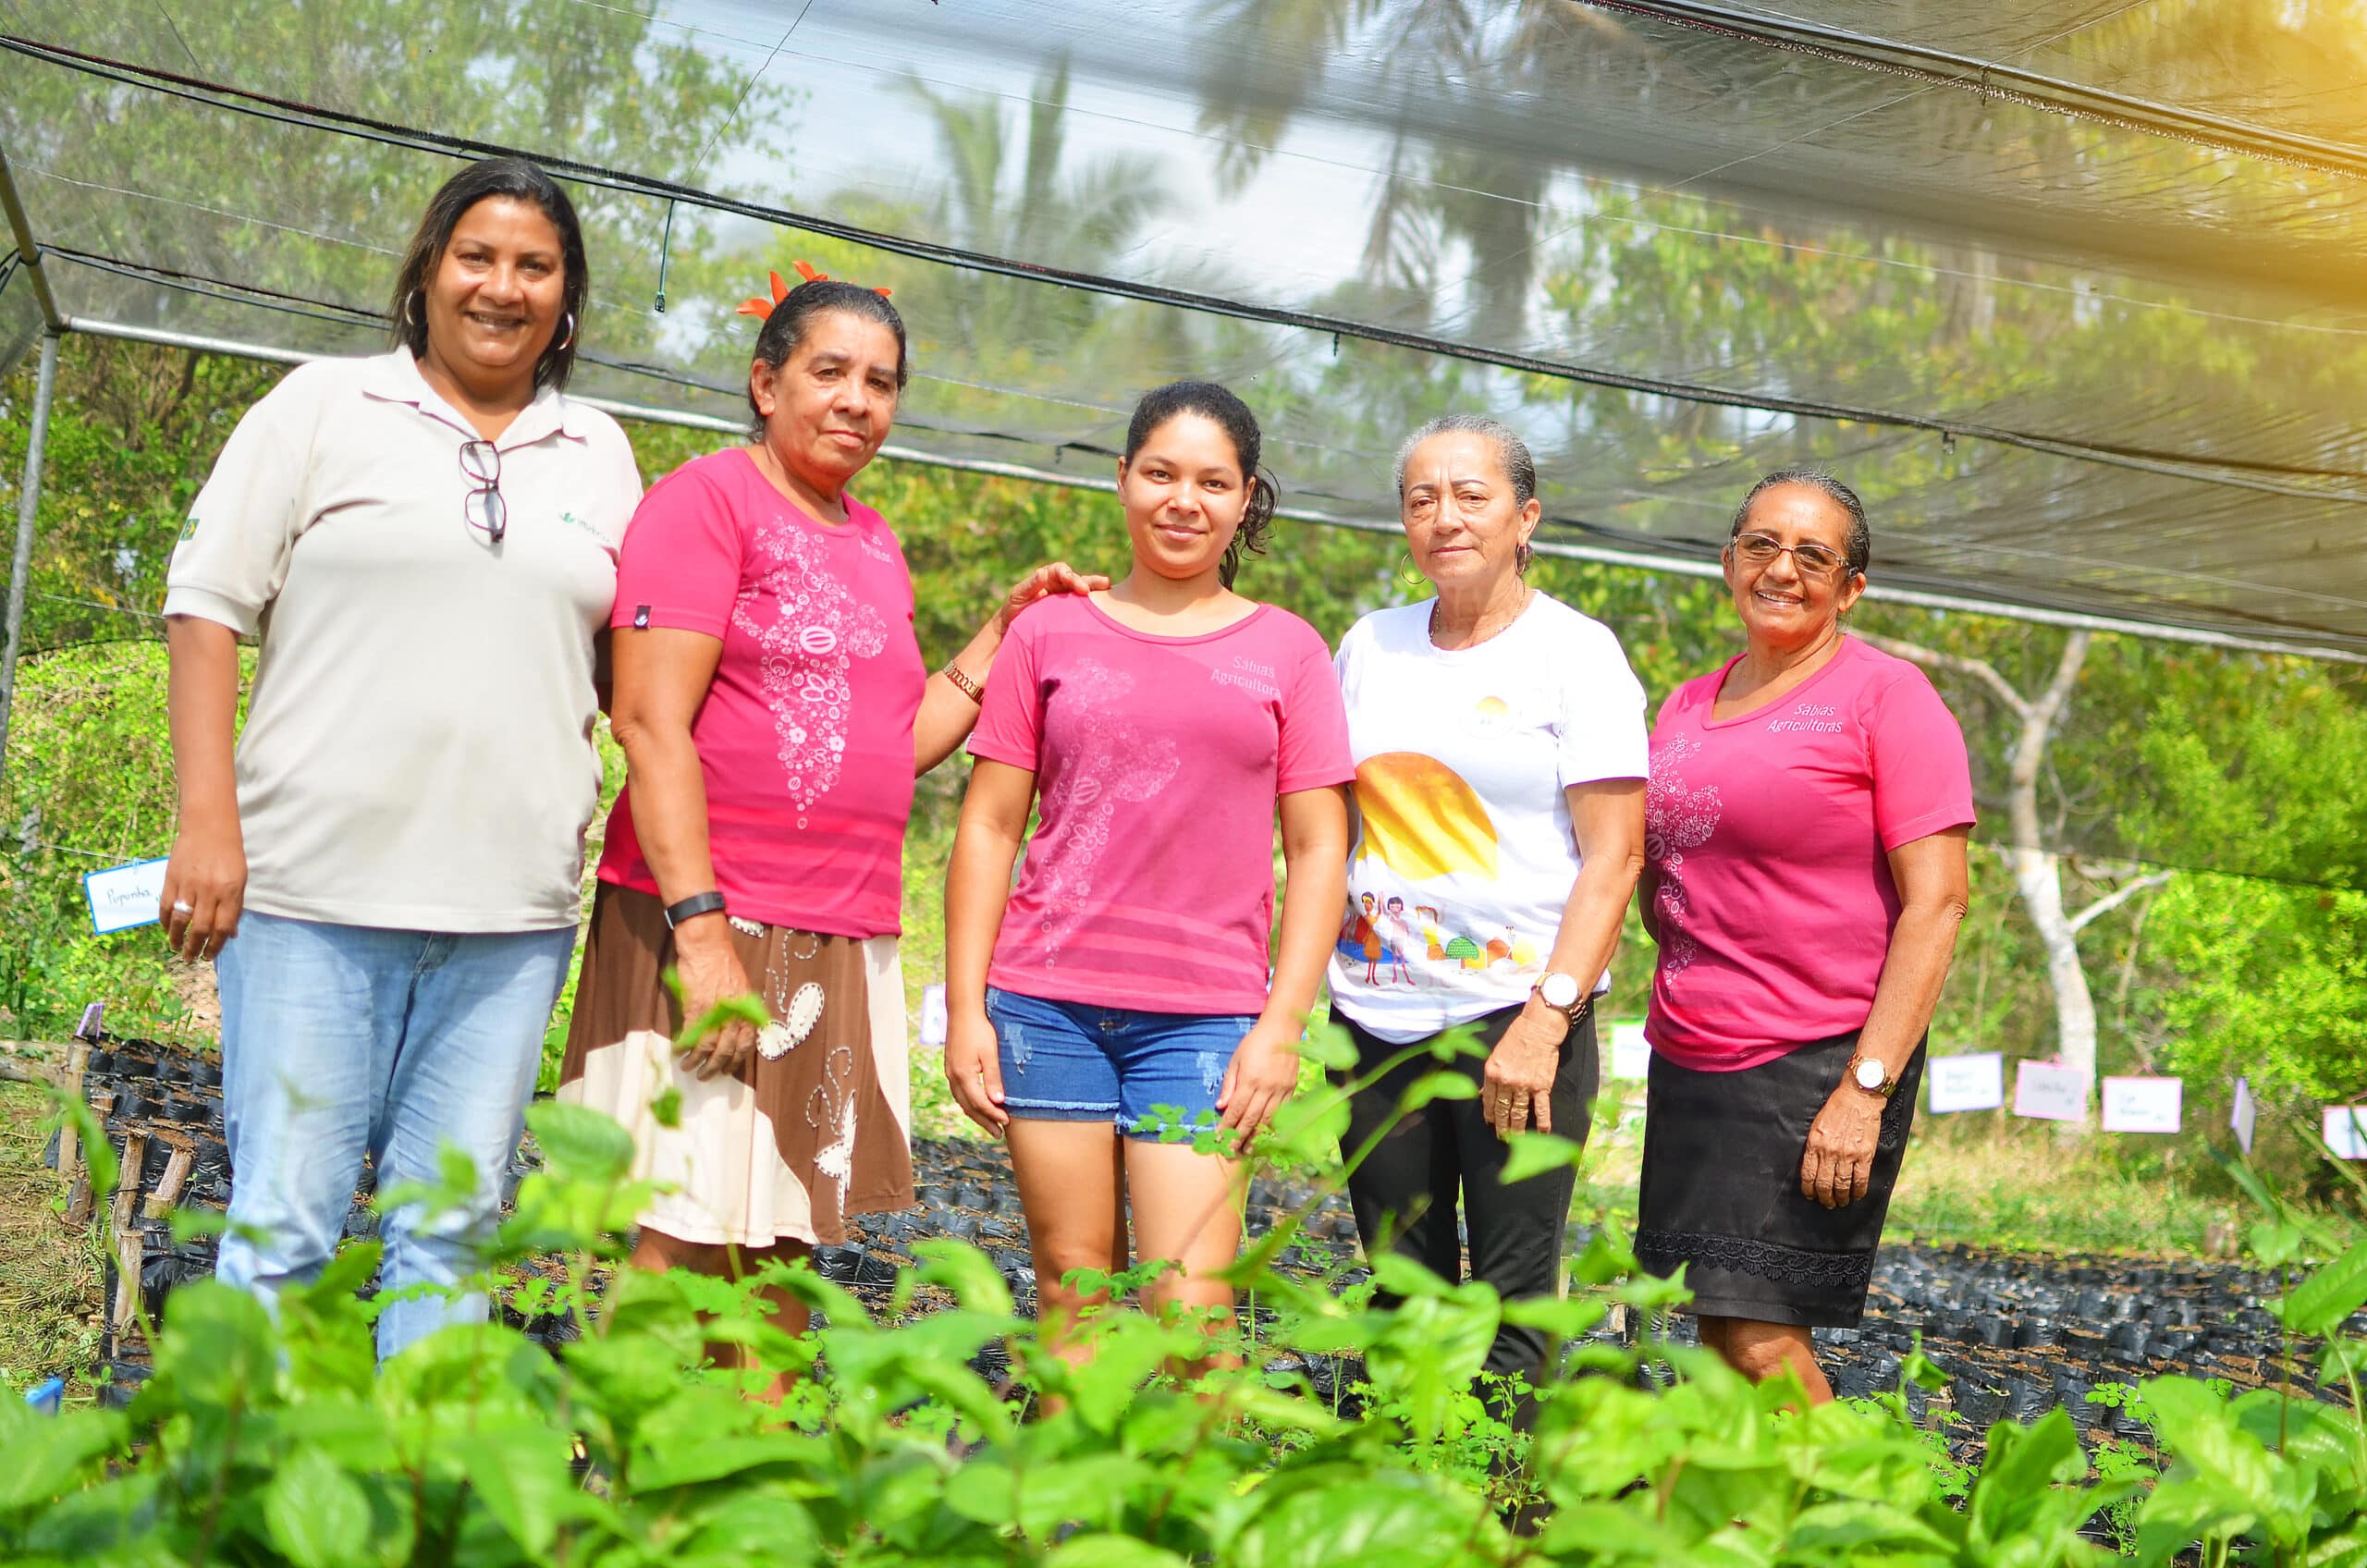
[460,439,506,545]
[1732,531,1853,580]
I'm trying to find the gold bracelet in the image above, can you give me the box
[941,663,985,703]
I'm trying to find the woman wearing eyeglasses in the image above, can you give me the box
[160,157,641,1360]
[1635,468,1973,1403]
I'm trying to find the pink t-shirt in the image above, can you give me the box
[969,595,1355,1015]
[597,448,926,938]
[1644,637,1973,1071]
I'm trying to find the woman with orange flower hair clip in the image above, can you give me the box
[557,271,1102,1394]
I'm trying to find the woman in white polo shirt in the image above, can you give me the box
[158,157,642,1360]
[1329,414,1648,1425]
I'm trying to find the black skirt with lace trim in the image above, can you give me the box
[1635,1030,1924,1329]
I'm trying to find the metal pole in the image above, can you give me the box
[0,142,65,333]
[54,312,2367,668]
[0,330,61,793]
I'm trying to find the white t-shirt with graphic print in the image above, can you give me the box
[1327,594,1650,1045]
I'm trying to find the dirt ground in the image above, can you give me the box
[0,1081,102,1386]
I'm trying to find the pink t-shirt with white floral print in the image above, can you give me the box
[597,448,925,938]
[1643,636,1973,1072]
[969,594,1355,1016]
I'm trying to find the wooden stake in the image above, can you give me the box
[54,1039,89,1185]
[110,1131,145,1236]
[144,1145,194,1219]
[112,1228,144,1342]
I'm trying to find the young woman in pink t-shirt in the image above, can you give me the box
[944,382,1353,1362]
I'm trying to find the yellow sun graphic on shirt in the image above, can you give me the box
[1475,695,1511,717]
[1353,752,1499,881]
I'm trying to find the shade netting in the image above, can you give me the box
[3,0,2365,655]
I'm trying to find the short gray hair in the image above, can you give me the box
[1393,414,1537,508]
[1730,468,1870,577]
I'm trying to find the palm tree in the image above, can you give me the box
[896,58,1170,366]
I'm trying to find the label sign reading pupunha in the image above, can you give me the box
[83,858,170,935]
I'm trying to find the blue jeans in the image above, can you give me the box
[986,986,1257,1136]
[214,910,574,1359]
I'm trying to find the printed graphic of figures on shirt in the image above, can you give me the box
[1643,733,1721,975]
[1035,659,1181,965]
[1341,749,1544,987]
[735,524,889,829]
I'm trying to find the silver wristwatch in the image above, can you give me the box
[1531,971,1591,1028]
[1846,1054,1899,1098]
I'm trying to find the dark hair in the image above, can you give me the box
[1122,381,1279,588]
[1729,467,1871,577]
[748,279,910,435]
[386,157,588,392]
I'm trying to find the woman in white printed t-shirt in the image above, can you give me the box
[157,158,643,1361]
[1329,415,1648,1421]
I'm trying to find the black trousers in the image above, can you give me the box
[1335,1002,1599,1390]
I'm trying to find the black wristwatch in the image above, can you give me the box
[663,890,728,928]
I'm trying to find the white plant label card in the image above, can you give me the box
[919,984,949,1047]
[1926,1052,2005,1113]
[82,858,169,936]
[1608,1021,1650,1081]
[2325,1107,2367,1160]
[2231,1076,2256,1156]
[2013,1060,2089,1122]
[2101,1075,2183,1134]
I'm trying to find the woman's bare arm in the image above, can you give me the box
[941,758,1039,1133]
[607,626,754,1080]
[914,562,1109,775]
[1481,778,1647,1136]
[158,616,246,962]
[1218,784,1352,1139]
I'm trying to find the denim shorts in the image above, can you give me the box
[985,986,1258,1135]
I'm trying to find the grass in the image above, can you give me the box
[1883,1120,2242,1256]
[1573,1085,2365,1262]
[0,1080,102,1390]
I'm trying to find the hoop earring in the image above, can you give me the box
[1515,541,1534,576]
[1396,550,1428,592]
[556,311,576,352]
[407,290,424,331]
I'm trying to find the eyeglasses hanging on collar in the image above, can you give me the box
[460,440,507,545]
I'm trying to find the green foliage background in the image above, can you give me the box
[6,333,2367,1192]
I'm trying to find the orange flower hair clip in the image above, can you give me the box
[736,260,892,320]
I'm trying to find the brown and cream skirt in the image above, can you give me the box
[557,883,913,1248]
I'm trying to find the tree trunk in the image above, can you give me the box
[1864,628,2098,1119]
[2008,842,2098,1084]
[2007,632,2094,1103]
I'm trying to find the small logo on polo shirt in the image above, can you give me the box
[559,510,602,538]
[178,515,200,544]
[633,605,651,629]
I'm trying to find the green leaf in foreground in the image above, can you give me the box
[264,1446,372,1568]
[525,1098,637,1183]
[1499,1131,1588,1185]
[2279,1238,2367,1337]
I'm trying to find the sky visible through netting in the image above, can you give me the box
[6,2,2367,658]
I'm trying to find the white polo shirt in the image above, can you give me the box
[164,349,642,932]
